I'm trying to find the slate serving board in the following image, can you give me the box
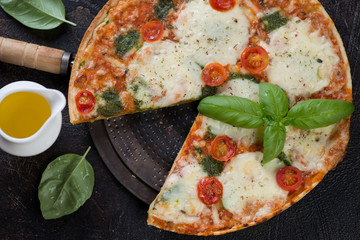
[0,0,360,239]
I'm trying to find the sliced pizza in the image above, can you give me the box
[68,0,352,235]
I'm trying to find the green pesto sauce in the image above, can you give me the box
[200,156,224,177]
[154,0,175,21]
[97,89,123,117]
[201,85,217,98]
[278,152,293,166]
[205,127,217,140]
[114,30,140,56]
[230,72,259,83]
[194,146,203,155]
[262,11,287,32]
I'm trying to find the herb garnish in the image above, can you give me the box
[201,85,217,98]
[38,147,94,219]
[114,30,140,56]
[278,152,293,166]
[230,72,259,83]
[198,83,354,165]
[262,11,287,32]
[97,89,123,117]
[154,0,175,21]
[200,156,224,177]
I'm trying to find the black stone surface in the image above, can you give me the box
[0,0,360,239]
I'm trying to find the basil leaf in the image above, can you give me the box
[259,83,288,121]
[38,147,94,219]
[262,124,286,165]
[154,0,175,21]
[198,96,264,128]
[286,99,354,130]
[115,30,140,56]
[0,0,76,30]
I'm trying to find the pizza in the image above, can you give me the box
[68,0,352,236]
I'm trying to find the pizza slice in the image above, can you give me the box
[147,79,351,235]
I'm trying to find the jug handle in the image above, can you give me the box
[0,37,72,75]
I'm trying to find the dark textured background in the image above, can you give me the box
[0,0,359,239]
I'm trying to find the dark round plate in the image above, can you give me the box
[89,102,198,204]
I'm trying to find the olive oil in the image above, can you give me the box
[0,92,51,138]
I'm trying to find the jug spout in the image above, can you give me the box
[31,88,66,117]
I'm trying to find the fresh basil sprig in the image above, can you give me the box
[0,0,76,30]
[283,99,354,130]
[197,95,264,128]
[38,147,94,219]
[198,83,354,165]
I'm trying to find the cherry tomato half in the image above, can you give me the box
[209,0,236,12]
[197,177,223,205]
[276,166,303,191]
[241,46,269,74]
[141,21,164,42]
[210,135,235,161]
[75,90,95,114]
[201,63,228,86]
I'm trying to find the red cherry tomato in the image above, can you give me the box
[276,166,303,191]
[210,135,235,161]
[75,90,95,114]
[141,21,164,42]
[209,0,236,12]
[241,46,269,74]
[197,177,223,205]
[201,63,228,86]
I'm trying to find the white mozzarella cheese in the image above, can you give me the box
[218,152,287,215]
[284,125,336,171]
[261,17,339,105]
[174,0,250,66]
[151,155,207,224]
[127,40,204,109]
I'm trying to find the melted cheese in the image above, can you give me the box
[218,152,287,215]
[127,0,250,109]
[174,0,250,66]
[261,17,339,105]
[284,125,336,171]
[151,155,207,224]
[127,40,203,109]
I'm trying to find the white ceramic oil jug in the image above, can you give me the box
[0,81,66,156]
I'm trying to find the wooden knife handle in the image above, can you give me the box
[0,36,69,74]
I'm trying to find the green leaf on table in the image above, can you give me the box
[198,95,264,129]
[285,99,354,130]
[38,147,94,219]
[259,82,289,121]
[262,124,286,165]
[0,0,76,30]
